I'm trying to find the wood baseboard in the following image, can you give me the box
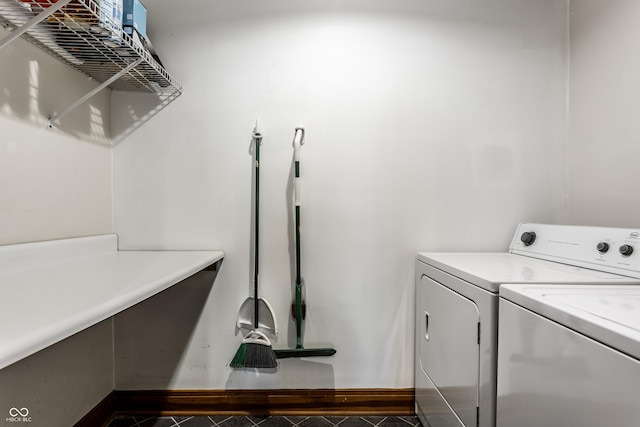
[76,388,415,426]
[74,391,117,427]
[116,388,415,417]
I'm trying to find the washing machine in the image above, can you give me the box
[497,284,640,427]
[415,223,640,427]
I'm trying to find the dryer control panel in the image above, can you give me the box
[510,223,640,279]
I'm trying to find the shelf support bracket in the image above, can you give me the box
[0,0,74,51]
[48,58,143,129]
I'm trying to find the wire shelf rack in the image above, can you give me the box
[0,0,181,97]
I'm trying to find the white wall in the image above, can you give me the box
[0,27,112,245]
[568,0,640,227]
[0,26,113,425]
[113,0,568,390]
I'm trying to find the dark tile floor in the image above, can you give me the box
[107,415,422,427]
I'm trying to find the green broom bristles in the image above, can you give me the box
[230,342,248,368]
[244,342,277,368]
[230,330,277,369]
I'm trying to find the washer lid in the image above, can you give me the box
[500,284,640,360]
[417,252,639,293]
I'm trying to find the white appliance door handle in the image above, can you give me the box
[425,311,430,341]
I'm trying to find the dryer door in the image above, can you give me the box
[420,275,480,427]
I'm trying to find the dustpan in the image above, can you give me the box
[236,297,278,336]
[235,119,277,339]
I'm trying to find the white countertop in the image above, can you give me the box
[0,234,224,370]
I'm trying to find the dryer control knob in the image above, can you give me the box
[620,244,634,256]
[520,232,536,246]
[597,242,610,253]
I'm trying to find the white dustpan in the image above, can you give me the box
[236,297,278,337]
[235,120,277,340]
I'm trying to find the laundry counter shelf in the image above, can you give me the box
[0,234,223,370]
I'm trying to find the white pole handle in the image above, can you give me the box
[293,128,304,207]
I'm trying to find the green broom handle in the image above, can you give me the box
[254,131,262,330]
[293,128,304,348]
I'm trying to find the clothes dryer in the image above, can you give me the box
[497,284,640,427]
[415,223,640,427]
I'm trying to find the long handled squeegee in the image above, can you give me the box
[275,128,336,359]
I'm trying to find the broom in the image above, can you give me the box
[230,122,277,369]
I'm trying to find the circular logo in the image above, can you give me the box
[9,408,29,417]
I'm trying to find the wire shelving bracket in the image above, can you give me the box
[0,0,182,128]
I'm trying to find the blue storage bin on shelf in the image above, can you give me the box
[123,0,147,39]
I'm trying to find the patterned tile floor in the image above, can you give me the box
[107,415,422,427]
